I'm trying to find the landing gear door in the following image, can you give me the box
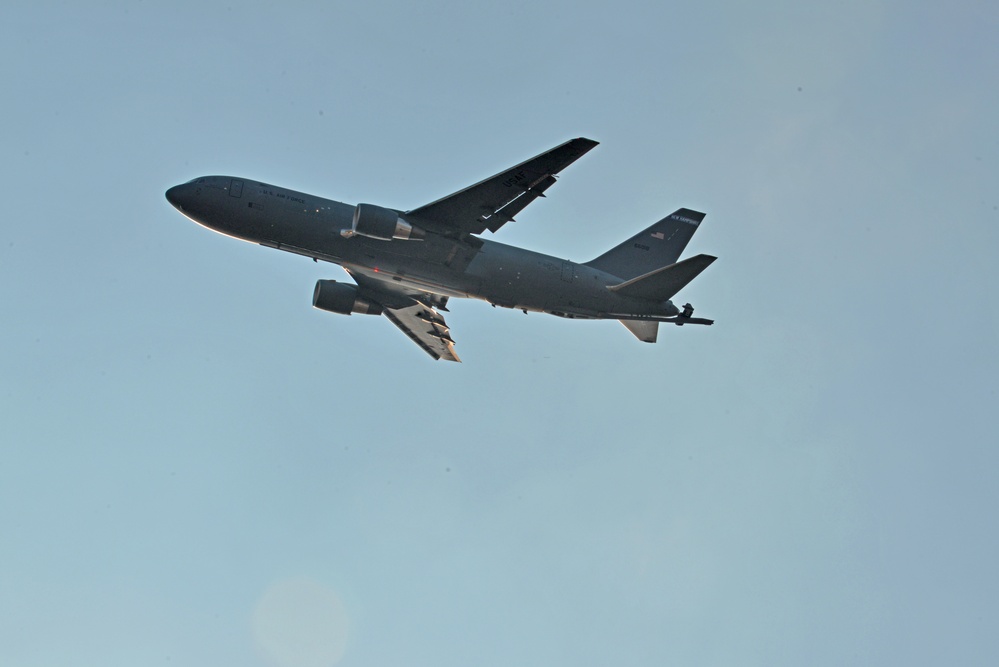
[229,179,243,198]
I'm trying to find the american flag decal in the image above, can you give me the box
[651,231,665,240]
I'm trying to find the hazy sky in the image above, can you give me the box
[2,2,997,666]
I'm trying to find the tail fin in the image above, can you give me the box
[608,254,716,301]
[585,208,705,280]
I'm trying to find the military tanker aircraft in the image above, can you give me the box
[165,138,715,362]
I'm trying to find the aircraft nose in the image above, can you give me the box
[165,184,191,211]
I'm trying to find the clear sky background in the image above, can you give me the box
[2,2,997,666]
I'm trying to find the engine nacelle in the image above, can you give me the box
[341,203,425,241]
[312,280,383,316]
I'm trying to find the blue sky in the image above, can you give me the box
[2,2,997,665]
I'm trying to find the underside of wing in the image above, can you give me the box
[346,269,461,362]
[383,302,460,362]
[406,137,598,237]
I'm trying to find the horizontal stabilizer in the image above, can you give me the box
[620,319,659,342]
[607,254,716,301]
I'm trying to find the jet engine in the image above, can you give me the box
[341,203,425,241]
[312,280,383,315]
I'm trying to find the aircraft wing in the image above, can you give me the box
[346,269,461,362]
[382,302,460,362]
[406,137,598,236]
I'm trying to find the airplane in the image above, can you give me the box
[165,138,715,362]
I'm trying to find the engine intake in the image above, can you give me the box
[341,203,425,241]
[312,280,383,316]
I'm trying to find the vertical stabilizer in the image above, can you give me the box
[586,208,705,280]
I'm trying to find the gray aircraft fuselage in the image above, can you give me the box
[166,176,681,320]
